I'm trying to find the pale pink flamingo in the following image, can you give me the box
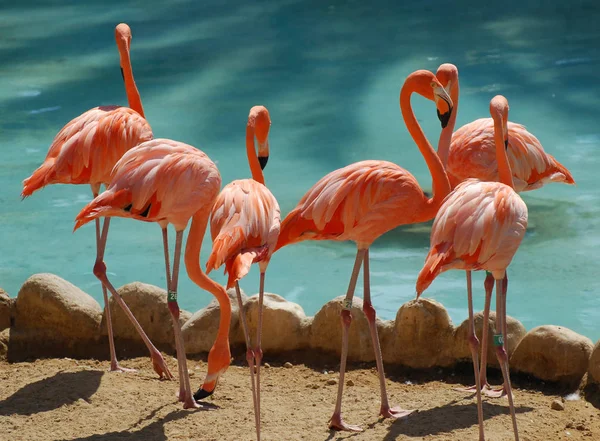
[74,139,232,409]
[417,95,527,441]
[436,63,574,397]
[204,106,280,440]
[21,23,171,378]
[275,70,454,432]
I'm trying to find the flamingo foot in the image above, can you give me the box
[150,350,173,380]
[108,362,137,373]
[182,395,201,409]
[328,413,363,432]
[380,405,414,419]
[483,384,506,398]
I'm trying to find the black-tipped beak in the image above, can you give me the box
[504,140,509,150]
[437,109,451,129]
[258,156,269,170]
[194,388,214,401]
[120,67,124,81]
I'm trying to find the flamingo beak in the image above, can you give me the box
[257,140,269,170]
[433,86,453,129]
[258,156,269,170]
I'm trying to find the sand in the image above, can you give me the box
[0,355,599,441]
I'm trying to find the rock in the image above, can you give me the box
[511,325,593,385]
[182,287,244,354]
[264,362,271,368]
[104,282,191,353]
[588,340,600,384]
[383,298,454,368]
[551,399,565,411]
[244,293,310,352]
[326,378,337,385]
[0,289,14,331]
[284,362,293,368]
[311,296,386,362]
[15,273,102,342]
[346,379,354,386]
[453,311,526,367]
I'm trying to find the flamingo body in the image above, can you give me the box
[207,178,280,289]
[277,160,433,250]
[416,179,528,293]
[22,106,152,196]
[447,118,574,191]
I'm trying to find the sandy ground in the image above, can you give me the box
[0,355,599,441]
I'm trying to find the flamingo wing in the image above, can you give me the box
[416,179,528,294]
[207,179,280,288]
[448,118,574,191]
[276,160,428,250]
[74,138,221,231]
[22,106,153,196]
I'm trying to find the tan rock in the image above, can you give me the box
[15,273,102,341]
[310,296,385,362]
[588,340,600,384]
[244,293,310,352]
[453,311,526,367]
[104,282,191,353]
[384,298,454,368]
[511,325,593,385]
[182,287,244,354]
[0,288,14,331]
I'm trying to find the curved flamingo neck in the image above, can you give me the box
[492,115,515,189]
[246,124,265,185]
[118,45,145,118]
[184,209,232,344]
[437,80,459,168]
[399,80,451,219]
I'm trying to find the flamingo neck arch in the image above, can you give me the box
[184,208,232,391]
[490,95,515,189]
[115,23,145,118]
[399,73,452,221]
[245,106,271,185]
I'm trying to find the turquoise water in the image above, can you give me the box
[2,1,599,341]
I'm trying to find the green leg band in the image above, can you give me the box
[167,290,178,303]
[493,334,504,346]
[343,298,353,310]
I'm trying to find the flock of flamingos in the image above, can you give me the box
[20,23,575,441]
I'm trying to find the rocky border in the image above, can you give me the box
[0,274,597,391]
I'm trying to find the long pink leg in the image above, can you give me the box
[161,228,185,400]
[456,272,500,395]
[93,218,172,380]
[254,272,266,440]
[329,248,366,432]
[235,281,260,440]
[494,277,519,440]
[466,271,485,440]
[362,249,413,419]
[167,230,199,409]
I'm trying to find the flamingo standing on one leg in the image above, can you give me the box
[201,106,280,441]
[274,70,454,432]
[417,95,527,441]
[435,63,574,397]
[21,23,171,378]
[74,139,232,409]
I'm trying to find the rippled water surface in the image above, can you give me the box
[1,0,599,340]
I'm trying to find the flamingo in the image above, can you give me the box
[74,139,231,409]
[274,70,453,432]
[417,95,527,441]
[203,106,280,440]
[21,23,171,378]
[435,63,574,397]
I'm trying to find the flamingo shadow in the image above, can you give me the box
[0,369,103,416]
[382,399,533,439]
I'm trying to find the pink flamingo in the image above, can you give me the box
[74,139,232,409]
[417,95,527,441]
[436,63,574,397]
[21,23,171,378]
[205,106,280,440]
[275,70,454,432]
